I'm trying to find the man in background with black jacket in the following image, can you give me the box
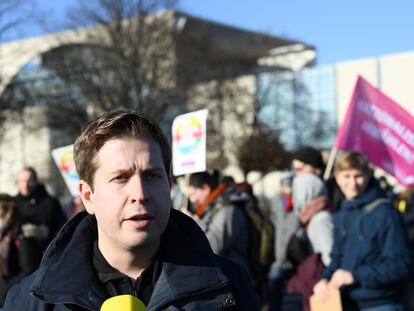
[15,167,67,256]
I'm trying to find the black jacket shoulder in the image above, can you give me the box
[4,210,259,311]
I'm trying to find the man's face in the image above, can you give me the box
[17,170,38,197]
[187,184,211,206]
[79,137,171,253]
[292,159,320,176]
[335,168,369,200]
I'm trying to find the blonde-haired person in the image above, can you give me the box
[0,194,40,308]
[313,151,411,311]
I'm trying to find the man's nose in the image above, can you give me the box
[129,175,148,204]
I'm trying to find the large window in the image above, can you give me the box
[257,65,336,150]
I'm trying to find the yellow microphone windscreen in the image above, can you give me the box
[100,295,147,311]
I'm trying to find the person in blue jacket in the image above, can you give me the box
[313,151,411,311]
[3,110,259,311]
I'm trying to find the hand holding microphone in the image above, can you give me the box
[101,295,147,311]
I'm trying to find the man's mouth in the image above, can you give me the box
[126,213,153,221]
[124,213,154,229]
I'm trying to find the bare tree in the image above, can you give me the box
[0,0,37,42]
[0,0,39,142]
[236,124,290,178]
[37,0,184,139]
[187,78,253,171]
[1,1,318,181]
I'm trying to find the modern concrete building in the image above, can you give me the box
[0,11,314,198]
[335,51,414,120]
[2,10,413,203]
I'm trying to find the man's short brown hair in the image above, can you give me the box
[334,151,372,175]
[74,110,171,188]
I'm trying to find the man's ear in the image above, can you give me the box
[79,180,95,215]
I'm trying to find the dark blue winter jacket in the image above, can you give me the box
[321,180,412,309]
[3,209,259,310]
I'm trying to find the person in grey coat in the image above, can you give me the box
[187,172,251,278]
[292,173,333,266]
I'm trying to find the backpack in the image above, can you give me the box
[241,198,275,278]
[221,187,275,282]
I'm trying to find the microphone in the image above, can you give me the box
[100,295,147,311]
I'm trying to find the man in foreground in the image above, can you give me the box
[4,110,259,310]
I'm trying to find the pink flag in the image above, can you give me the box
[335,76,414,186]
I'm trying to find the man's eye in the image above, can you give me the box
[112,175,128,182]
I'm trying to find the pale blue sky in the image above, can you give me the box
[8,0,414,65]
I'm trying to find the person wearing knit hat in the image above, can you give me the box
[292,146,325,177]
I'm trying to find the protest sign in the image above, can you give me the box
[172,109,208,176]
[335,76,414,186]
[51,144,79,196]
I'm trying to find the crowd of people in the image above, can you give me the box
[0,110,413,311]
[267,148,413,311]
[173,147,414,311]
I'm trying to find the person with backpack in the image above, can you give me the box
[187,171,252,278]
[187,172,274,306]
[313,151,412,311]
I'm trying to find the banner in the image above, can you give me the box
[335,76,414,186]
[172,109,208,176]
[51,144,79,196]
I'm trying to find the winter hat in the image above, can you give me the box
[292,147,324,170]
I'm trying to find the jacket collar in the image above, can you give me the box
[147,210,231,310]
[30,212,106,310]
[30,210,232,310]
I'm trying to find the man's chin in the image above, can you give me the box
[127,234,160,251]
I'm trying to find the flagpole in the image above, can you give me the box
[323,147,338,181]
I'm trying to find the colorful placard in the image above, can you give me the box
[172,109,208,176]
[51,144,79,196]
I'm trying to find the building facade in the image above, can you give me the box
[256,50,414,151]
[2,10,413,201]
[0,11,313,197]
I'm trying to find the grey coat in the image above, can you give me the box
[196,189,251,276]
[269,195,300,269]
[292,173,334,266]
